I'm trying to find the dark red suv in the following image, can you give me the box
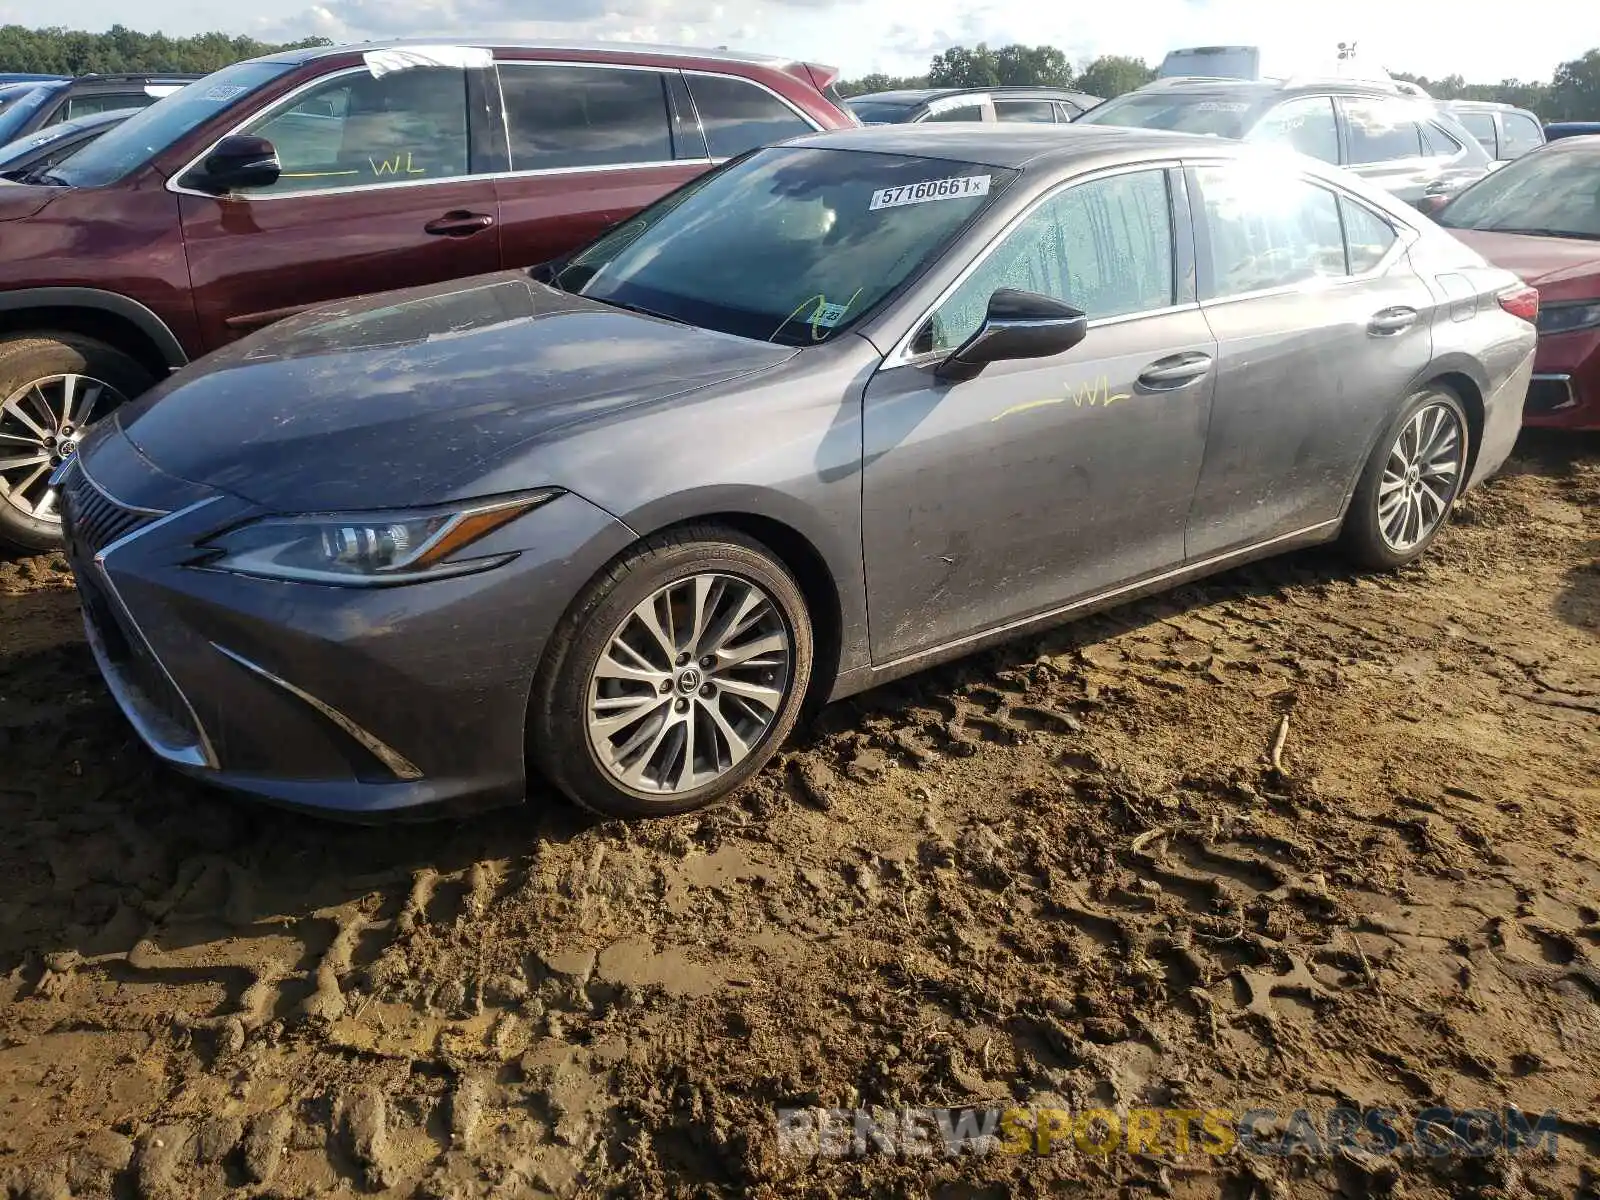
[0,40,852,549]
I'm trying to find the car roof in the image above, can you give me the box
[789,122,1244,169]
[1446,99,1535,114]
[1126,76,1419,101]
[851,86,1094,104]
[256,37,808,71]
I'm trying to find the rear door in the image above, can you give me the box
[1184,159,1434,557]
[177,64,501,350]
[1338,95,1463,205]
[491,60,709,271]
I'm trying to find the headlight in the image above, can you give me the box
[1538,300,1600,335]
[196,490,561,585]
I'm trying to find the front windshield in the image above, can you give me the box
[52,60,294,188]
[1438,145,1600,239]
[552,146,1016,346]
[0,85,57,144]
[1076,92,1262,138]
[847,100,917,125]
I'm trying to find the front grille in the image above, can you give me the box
[1526,377,1578,416]
[60,460,156,555]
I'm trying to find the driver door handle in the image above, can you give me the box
[424,210,495,237]
[1369,306,1418,335]
[1138,351,1213,389]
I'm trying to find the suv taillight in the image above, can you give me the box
[1498,284,1540,324]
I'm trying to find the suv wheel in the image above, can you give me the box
[530,525,814,818]
[0,333,154,552]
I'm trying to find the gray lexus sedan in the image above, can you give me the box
[56,125,1536,820]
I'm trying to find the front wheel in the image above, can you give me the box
[530,526,814,818]
[0,333,154,552]
[1340,385,1470,570]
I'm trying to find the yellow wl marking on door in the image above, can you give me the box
[369,151,427,177]
[990,376,1132,422]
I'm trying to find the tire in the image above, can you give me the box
[530,524,814,818]
[1340,384,1470,571]
[0,333,155,553]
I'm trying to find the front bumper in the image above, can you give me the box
[1526,326,1600,430]
[60,436,636,819]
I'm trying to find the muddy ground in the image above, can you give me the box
[1,434,1596,1200]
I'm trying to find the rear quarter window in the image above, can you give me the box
[685,74,814,158]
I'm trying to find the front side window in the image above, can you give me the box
[53,60,294,188]
[1500,113,1544,157]
[554,147,1016,345]
[925,169,1174,353]
[1437,146,1600,239]
[498,63,672,171]
[686,74,812,158]
[239,67,470,195]
[1197,164,1347,296]
[1457,111,1498,155]
[995,99,1057,123]
[1342,98,1423,164]
[1248,96,1339,164]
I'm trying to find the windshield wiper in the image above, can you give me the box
[1482,225,1595,240]
[591,296,687,325]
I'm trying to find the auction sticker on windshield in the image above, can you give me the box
[869,175,991,211]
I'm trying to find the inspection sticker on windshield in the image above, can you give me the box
[869,174,991,211]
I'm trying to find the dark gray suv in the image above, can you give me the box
[1076,77,1492,205]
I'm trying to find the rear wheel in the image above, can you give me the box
[0,333,154,552]
[1340,385,1469,570]
[530,525,813,818]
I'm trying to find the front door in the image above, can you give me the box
[178,65,501,350]
[1184,160,1434,557]
[861,166,1216,664]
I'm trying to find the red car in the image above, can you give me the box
[1424,135,1600,430]
[0,41,852,549]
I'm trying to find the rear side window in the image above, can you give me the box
[63,93,153,121]
[1196,164,1347,296]
[1055,100,1084,121]
[1342,98,1423,164]
[686,74,812,158]
[1419,122,1463,157]
[923,100,985,123]
[1340,198,1397,272]
[1457,111,1498,155]
[499,64,672,171]
[240,67,471,195]
[1500,113,1544,157]
[995,99,1056,123]
[1248,95,1338,164]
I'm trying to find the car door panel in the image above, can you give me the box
[177,65,499,352]
[1185,166,1434,557]
[860,165,1212,664]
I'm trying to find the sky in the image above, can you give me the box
[4,0,1596,85]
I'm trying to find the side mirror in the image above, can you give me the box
[934,289,1089,382]
[1416,193,1451,218]
[190,134,281,194]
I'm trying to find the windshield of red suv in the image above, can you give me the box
[1437,144,1600,239]
[551,146,1017,346]
[50,60,295,188]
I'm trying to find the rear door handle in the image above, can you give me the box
[424,211,495,237]
[1369,306,1418,335]
[1137,351,1213,388]
[1422,180,1451,196]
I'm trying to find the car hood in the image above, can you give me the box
[114,272,799,510]
[0,179,60,219]
[1448,228,1600,302]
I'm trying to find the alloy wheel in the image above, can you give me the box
[0,374,124,522]
[585,572,793,794]
[1378,401,1462,553]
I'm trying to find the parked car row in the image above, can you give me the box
[0,72,198,144]
[0,40,1589,826]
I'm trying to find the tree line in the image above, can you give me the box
[837,42,1600,121]
[0,24,330,75]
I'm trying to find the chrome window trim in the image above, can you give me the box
[881,159,1187,370]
